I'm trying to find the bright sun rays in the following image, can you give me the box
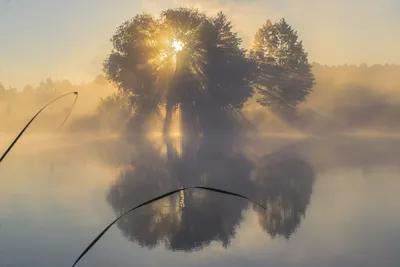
[172,39,184,52]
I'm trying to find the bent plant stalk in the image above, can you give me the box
[0,91,79,164]
[72,186,267,267]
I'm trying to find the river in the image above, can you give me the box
[0,133,399,267]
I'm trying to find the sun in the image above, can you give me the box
[172,39,184,52]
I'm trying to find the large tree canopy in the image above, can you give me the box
[103,8,253,132]
[103,13,161,116]
[250,19,315,117]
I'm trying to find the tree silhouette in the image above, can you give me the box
[205,12,253,109]
[0,83,5,97]
[251,19,315,120]
[103,13,161,132]
[252,149,315,239]
[95,92,135,131]
[103,8,253,134]
[22,85,35,95]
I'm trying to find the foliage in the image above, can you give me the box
[253,151,315,239]
[102,131,315,256]
[103,13,161,114]
[103,8,253,130]
[4,8,400,134]
[97,92,135,120]
[250,19,315,114]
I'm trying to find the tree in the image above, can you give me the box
[23,85,34,94]
[96,92,135,131]
[194,12,253,134]
[103,13,162,132]
[0,83,5,100]
[208,12,253,109]
[37,78,55,92]
[103,8,253,134]
[93,75,109,86]
[250,19,315,120]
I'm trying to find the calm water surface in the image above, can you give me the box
[1,134,400,267]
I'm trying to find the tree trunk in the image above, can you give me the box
[163,101,173,137]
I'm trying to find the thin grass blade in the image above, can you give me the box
[71,186,266,267]
[71,188,183,267]
[59,93,78,128]
[194,186,267,211]
[0,91,78,164]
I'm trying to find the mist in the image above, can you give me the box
[240,63,400,136]
[0,76,118,134]
[1,5,400,267]
[2,60,400,141]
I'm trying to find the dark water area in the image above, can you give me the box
[1,133,400,267]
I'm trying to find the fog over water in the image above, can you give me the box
[1,2,400,267]
[1,132,400,267]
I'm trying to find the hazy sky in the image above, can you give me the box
[1,0,399,88]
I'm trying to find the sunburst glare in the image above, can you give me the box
[172,39,184,52]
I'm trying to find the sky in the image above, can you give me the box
[0,0,399,88]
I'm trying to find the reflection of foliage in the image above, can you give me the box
[250,19,315,118]
[253,151,315,239]
[107,133,254,252]
[106,122,315,250]
[107,154,179,248]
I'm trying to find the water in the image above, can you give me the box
[1,133,400,267]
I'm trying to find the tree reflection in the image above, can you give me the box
[107,123,254,251]
[107,126,315,250]
[252,149,315,239]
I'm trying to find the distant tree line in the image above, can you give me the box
[0,75,117,132]
[1,65,400,133]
